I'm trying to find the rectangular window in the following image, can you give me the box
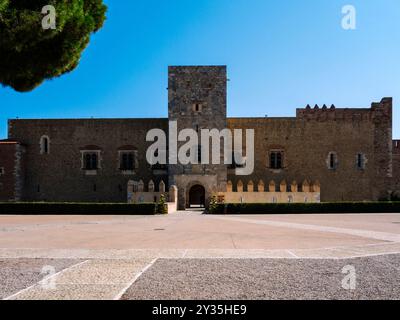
[83,153,98,170]
[120,152,135,171]
[193,103,204,113]
[270,152,283,169]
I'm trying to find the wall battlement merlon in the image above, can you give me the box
[296,97,392,121]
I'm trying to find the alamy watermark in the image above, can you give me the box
[342,5,356,30]
[42,5,56,30]
[146,121,255,176]
[341,265,357,290]
[39,265,57,290]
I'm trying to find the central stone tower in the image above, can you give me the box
[168,66,228,209]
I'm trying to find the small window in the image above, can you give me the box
[328,152,338,170]
[83,152,99,170]
[40,136,50,154]
[193,103,203,113]
[0,167,4,176]
[270,151,283,169]
[120,152,135,171]
[357,153,365,170]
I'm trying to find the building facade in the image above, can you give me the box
[0,66,399,209]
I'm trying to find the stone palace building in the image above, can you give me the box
[0,66,399,209]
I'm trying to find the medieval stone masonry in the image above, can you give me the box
[0,66,399,209]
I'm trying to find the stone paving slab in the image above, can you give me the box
[8,258,155,300]
[122,255,400,300]
[12,284,123,300]
[0,259,82,300]
[2,245,400,260]
[53,259,153,285]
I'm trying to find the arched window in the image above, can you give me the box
[357,153,366,170]
[327,152,338,170]
[40,136,50,154]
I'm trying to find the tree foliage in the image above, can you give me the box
[0,0,107,92]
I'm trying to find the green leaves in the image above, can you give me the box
[0,0,107,92]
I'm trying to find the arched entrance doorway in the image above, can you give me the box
[188,185,206,208]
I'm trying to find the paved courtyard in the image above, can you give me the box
[1,212,400,300]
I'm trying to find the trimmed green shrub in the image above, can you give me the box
[390,191,400,202]
[208,202,400,215]
[156,194,168,215]
[0,202,157,215]
[0,0,107,92]
[208,195,219,214]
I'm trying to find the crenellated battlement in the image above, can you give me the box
[296,97,392,121]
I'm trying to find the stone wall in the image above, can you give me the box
[218,192,320,204]
[227,98,393,202]
[0,141,25,201]
[393,140,400,197]
[126,183,178,213]
[8,118,168,202]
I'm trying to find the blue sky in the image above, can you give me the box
[1,0,399,138]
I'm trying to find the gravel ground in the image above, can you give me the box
[0,259,82,299]
[122,254,400,300]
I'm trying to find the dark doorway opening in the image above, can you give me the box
[189,185,206,208]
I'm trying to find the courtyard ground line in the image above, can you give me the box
[211,216,400,242]
[286,250,299,258]
[3,260,90,301]
[113,258,159,300]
